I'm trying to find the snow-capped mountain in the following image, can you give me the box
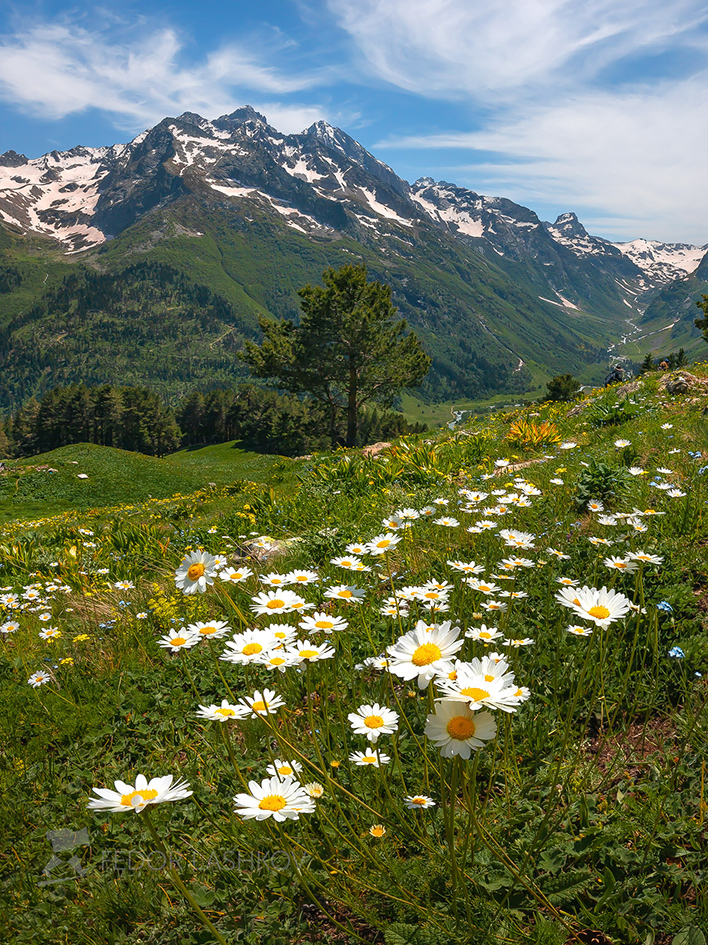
[1,106,703,293]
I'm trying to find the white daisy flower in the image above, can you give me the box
[175,551,217,595]
[88,774,192,812]
[221,628,278,664]
[266,759,304,778]
[404,795,436,810]
[448,560,484,575]
[502,637,535,647]
[188,620,232,640]
[367,533,402,555]
[258,651,298,672]
[434,517,460,527]
[465,624,503,643]
[233,776,315,821]
[239,689,285,717]
[285,570,319,585]
[250,590,308,615]
[0,620,20,634]
[28,670,52,687]
[556,584,631,628]
[323,585,366,603]
[386,621,463,689]
[566,625,593,637]
[219,566,254,584]
[158,630,200,652]
[603,556,638,574]
[627,551,664,565]
[196,700,249,722]
[425,702,496,758]
[261,572,290,587]
[348,703,399,742]
[290,639,336,663]
[299,612,349,634]
[349,750,391,767]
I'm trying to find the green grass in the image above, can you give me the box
[0,441,298,523]
[2,370,708,945]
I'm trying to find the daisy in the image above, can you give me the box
[221,628,278,664]
[627,551,664,565]
[436,663,523,712]
[348,703,399,742]
[476,520,498,530]
[330,556,364,571]
[367,533,402,555]
[114,580,135,590]
[425,702,496,758]
[349,750,390,767]
[175,551,217,595]
[467,578,500,595]
[419,506,437,517]
[234,776,315,822]
[261,572,290,587]
[660,423,673,430]
[588,537,613,546]
[547,548,570,559]
[628,467,647,476]
[259,651,298,672]
[39,627,61,641]
[28,670,52,687]
[88,774,192,812]
[303,782,325,798]
[0,620,20,634]
[503,637,535,647]
[482,600,507,613]
[587,500,604,512]
[603,556,638,574]
[299,612,349,634]
[239,689,285,717]
[597,514,618,526]
[219,566,254,584]
[566,625,593,637]
[404,795,436,810]
[382,515,404,530]
[196,700,249,722]
[266,759,303,778]
[434,517,460,527]
[323,585,366,603]
[448,560,485,575]
[369,824,386,838]
[550,478,565,485]
[158,630,200,652]
[499,529,536,549]
[433,498,449,505]
[556,585,631,628]
[395,508,420,521]
[290,639,336,663]
[386,622,464,689]
[559,442,577,450]
[667,488,686,498]
[285,569,319,585]
[465,624,503,643]
[494,458,511,468]
[250,590,307,615]
[556,576,578,587]
[188,619,231,640]
[264,623,298,645]
[614,440,631,448]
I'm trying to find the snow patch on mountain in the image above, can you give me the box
[613,238,707,279]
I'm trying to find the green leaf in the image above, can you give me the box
[673,929,707,945]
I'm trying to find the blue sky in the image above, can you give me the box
[1,0,707,243]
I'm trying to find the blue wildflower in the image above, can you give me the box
[656,601,673,613]
[668,646,685,659]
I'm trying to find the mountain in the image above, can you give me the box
[0,107,705,410]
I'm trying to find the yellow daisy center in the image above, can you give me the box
[269,657,286,665]
[370,825,386,837]
[299,649,318,659]
[376,540,391,549]
[171,637,187,646]
[200,626,217,635]
[615,562,627,569]
[364,715,384,729]
[411,797,427,806]
[259,794,287,812]
[270,578,283,584]
[338,590,353,598]
[251,700,267,712]
[484,674,495,682]
[479,631,492,639]
[296,575,308,581]
[423,591,439,599]
[266,599,285,609]
[315,619,334,629]
[361,756,377,764]
[215,708,236,717]
[187,563,205,581]
[121,788,159,807]
[277,765,293,776]
[446,716,476,740]
[588,605,611,620]
[459,686,490,701]
[242,643,262,655]
[411,643,442,666]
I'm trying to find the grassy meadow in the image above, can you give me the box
[2,370,708,945]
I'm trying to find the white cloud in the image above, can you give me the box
[330,0,708,242]
[0,20,327,133]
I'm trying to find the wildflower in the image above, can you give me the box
[628,467,647,476]
[261,572,290,587]
[597,514,617,526]
[603,556,639,574]
[614,440,631,448]
[39,627,61,641]
[28,670,52,687]
[189,619,232,640]
[382,515,404,530]
[434,517,460,527]
[298,613,347,636]
[251,590,308,615]
[425,702,497,758]
[547,548,570,559]
[467,578,500,595]
[556,576,578,587]
[503,637,535,647]
[396,508,420,521]
[266,759,303,778]
[323,584,366,603]
[136,612,148,620]
[667,488,686,498]
[559,442,577,450]
[661,423,673,430]
[588,537,613,546]
[259,651,298,672]
[348,703,399,742]
[304,782,325,798]
[158,630,200,652]
[499,529,536,549]
[74,633,90,642]
[175,551,217,595]
[387,621,464,689]
[627,551,664,566]
[219,566,254,584]
[221,628,278,664]
[566,625,593,637]
[286,569,319,585]
[196,700,249,722]
[448,560,484,574]
[556,585,631,628]
[240,688,285,717]
[291,639,336,663]
[436,661,523,712]
[233,776,315,821]
[113,580,135,590]
[482,600,507,613]
[465,623,502,643]
[668,646,685,659]
[404,795,436,810]
[88,774,192,812]
[369,824,386,838]
[367,533,403,555]
[349,750,390,767]
[656,601,673,613]
[0,620,20,634]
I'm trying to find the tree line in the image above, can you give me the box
[4,383,426,459]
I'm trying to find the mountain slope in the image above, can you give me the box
[0,107,705,408]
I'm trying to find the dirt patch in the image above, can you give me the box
[587,718,677,781]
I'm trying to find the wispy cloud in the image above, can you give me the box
[330,0,708,241]
[0,18,328,133]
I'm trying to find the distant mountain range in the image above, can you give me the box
[0,106,706,409]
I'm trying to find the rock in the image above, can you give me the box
[664,372,690,394]
[362,441,392,458]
